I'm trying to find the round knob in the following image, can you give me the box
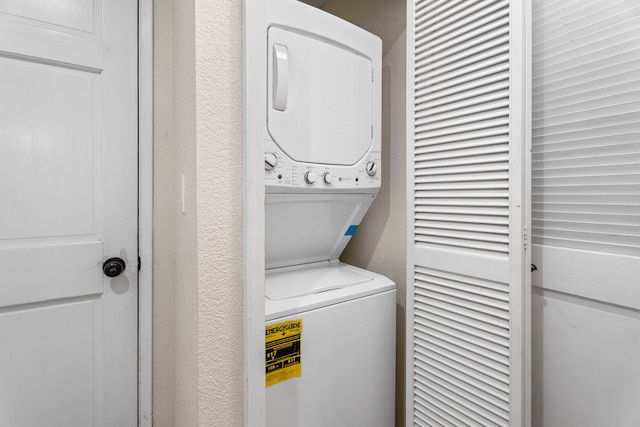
[103,257,126,278]
[264,152,278,171]
[304,171,317,185]
[323,172,334,185]
[366,161,378,176]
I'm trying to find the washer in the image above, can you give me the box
[266,262,396,427]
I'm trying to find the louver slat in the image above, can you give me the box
[410,0,525,424]
[417,100,510,128]
[415,299,510,339]
[417,2,508,55]
[532,0,640,257]
[415,362,509,413]
[413,0,510,254]
[413,268,511,423]
[416,351,510,396]
[415,370,509,425]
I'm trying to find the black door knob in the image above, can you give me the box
[103,257,126,278]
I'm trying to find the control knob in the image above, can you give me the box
[365,161,378,176]
[323,172,334,185]
[304,171,317,185]
[264,152,278,171]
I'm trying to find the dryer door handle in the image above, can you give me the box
[273,44,289,111]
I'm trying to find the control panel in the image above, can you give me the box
[264,139,381,191]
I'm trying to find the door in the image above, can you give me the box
[407,1,530,425]
[267,26,375,165]
[0,0,138,425]
[531,1,640,425]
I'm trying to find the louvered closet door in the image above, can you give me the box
[531,1,640,425]
[407,1,530,426]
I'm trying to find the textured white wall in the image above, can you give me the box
[195,0,244,425]
[153,0,244,425]
[320,1,406,425]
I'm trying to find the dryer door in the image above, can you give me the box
[267,26,374,166]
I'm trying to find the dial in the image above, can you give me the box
[264,152,278,171]
[304,171,317,185]
[323,172,334,185]
[365,161,378,176]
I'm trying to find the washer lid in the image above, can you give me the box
[266,264,372,300]
[265,263,396,321]
[267,26,374,165]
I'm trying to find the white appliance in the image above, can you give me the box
[266,263,395,427]
[261,1,396,426]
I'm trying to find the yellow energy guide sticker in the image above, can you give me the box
[265,319,302,387]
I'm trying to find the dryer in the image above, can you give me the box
[260,1,396,426]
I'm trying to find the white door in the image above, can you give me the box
[407,1,530,425]
[0,0,138,425]
[531,1,640,425]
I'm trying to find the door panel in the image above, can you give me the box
[0,58,98,240]
[407,1,530,425]
[0,242,102,307]
[0,300,98,426]
[0,0,138,425]
[531,1,640,425]
[532,246,640,310]
[0,0,96,32]
[0,18,103,69]
[532,291,640,427]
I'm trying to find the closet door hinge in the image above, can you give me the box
[523,226,528,250]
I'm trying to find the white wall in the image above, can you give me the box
[320,1,407,425]
[153,0,244,425]
[194,0,244,424]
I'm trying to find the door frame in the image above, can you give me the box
[138,0,154,425]
[244,0,267,426]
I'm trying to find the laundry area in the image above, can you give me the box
[1,0,638,425]
[242,0,640,426]
[248,1,396,425]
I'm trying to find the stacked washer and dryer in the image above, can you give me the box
[261,1,396,426]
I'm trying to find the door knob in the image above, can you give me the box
[103,257,126,278]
